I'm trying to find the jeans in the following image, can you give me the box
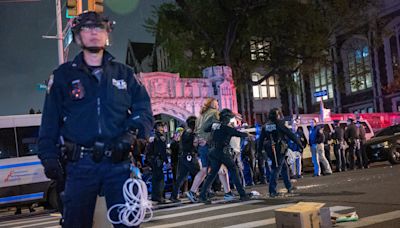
[62,154,135,228]
[200,152,246,200]
[311,144,332,176]
[268,152,291,195]
[334,142,346,171]
[171,156,200,199]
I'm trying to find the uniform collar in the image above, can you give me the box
[71,51,115,69]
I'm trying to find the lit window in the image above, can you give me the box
[312,65,333,102]
[250,39,270,61]
[345,41,372,93]
[252,72,278,99]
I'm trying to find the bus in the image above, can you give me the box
[0,114,57,209]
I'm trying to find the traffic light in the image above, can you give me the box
[88,0,104,13]
[66,0,82,17]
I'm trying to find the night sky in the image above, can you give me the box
[0,0,168,115]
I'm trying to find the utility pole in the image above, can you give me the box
[56,0,64,64]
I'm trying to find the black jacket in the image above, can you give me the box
[147,132,168,162]
[38,51,153,160]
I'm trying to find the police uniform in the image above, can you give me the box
[199,109,249,202]
[345,119,360,170]
[38,44,153,228]
[258,110,302,197]
[170,127,200,201]
[332,121,346,172]
[147,124,169,203]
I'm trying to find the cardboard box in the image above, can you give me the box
[274,202,329,228]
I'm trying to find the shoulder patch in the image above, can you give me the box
[46,74,54,94]
[212,123,221,130]
[265,124,276,132]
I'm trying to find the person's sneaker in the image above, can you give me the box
[287,186,297,194]
[199,197,212,204]
[186,191,198,203]
[207,191,216,199]
[224,191,235,201]
[269,192,279,198]
[170,197,181,203]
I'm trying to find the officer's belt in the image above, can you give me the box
[63,140,113,159]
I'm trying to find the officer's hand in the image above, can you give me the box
[41,159,63,180]
[115,129,138,153]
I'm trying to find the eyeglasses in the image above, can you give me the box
[80,24,107,32]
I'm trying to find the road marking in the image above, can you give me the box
[12,220,58,228]
[151,200,263,221]
[155,198,227,213]
[222,206,354,228]
[338,210,400,228]
[0,217,57,227]
[145,203,293,228]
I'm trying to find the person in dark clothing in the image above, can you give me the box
[199,109,251,202]
[147,121,170,203]
[37,11,153,228]
[287,121,307,179]
[258,109,303,197]
[331,120,346,172]
[170,127,184,188]
[323,125,333,169]
[170,116,200,202]
[241,137,256,186]
[309,120,332,176]
[356,121,369,169]
[345,118,360,170]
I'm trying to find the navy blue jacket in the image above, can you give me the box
[38,51,154,160]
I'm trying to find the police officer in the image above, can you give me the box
[258,108,303,197]
[332,120,346,172]
[345,118,359,170]
[199,109,251,202]
[356,120,369,169]
[147,120,169,203]
[37,11,153,228]
[170,116,200,202]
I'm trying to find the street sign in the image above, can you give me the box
[314,90,328,98]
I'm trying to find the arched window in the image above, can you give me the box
[341,37,373,94]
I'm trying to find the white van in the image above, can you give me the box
[0,114,57,209]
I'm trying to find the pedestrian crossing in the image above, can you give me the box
[0,199,399,228]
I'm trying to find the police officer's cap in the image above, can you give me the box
[71,11,114,36]
[154,120,166,129]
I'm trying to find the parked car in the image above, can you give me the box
[365,124,400,165]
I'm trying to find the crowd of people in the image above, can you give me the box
[135,100,372,204]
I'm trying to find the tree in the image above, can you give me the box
[145,0,376,116]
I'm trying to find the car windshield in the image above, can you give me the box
[375,124,400,137]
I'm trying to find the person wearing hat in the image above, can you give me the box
[37,11,153,227]
[332,120,346,172]
[170,126,185,189]
[147,120,170,203]
[345,117,359,170]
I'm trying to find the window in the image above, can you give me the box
[250,39,270,61]
[16,126,40,157]
[312,65,333,102]
[0,128,17,159]
[252,72,278,99]
[346,43,372,93]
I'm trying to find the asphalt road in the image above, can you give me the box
[0,162,399,228]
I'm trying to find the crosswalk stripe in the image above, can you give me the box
[337,210,400,228]
[13,220,58,228]
[0,217,57,227]
[222,206,355,228]
[145,204,292,228]
[151,200,263,221]
[154,198,228,213]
